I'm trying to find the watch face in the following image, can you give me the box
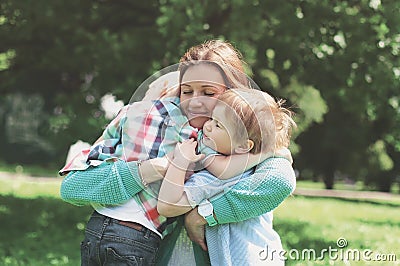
[198,202,213,216]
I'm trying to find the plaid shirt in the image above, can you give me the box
[60,97,198,236]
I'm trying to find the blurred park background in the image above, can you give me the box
[0,0,399,265]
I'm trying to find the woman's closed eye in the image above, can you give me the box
[180,84,219,97]
[180,84,192,94]
[181,89,216,97]
[203,88,216,96]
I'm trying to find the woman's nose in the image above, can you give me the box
[188,97,203,108]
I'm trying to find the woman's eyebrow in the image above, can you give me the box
[201,84,219,88]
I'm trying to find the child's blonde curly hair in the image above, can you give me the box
[218,89,296,154]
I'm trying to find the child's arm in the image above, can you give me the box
[204,152,271,180]
[205,148,293,180]
[157,139,204,217]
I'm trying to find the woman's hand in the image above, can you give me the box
[273,147,293,164]
[256,147,293,164]
[184,208,208,251]
[138,154,172,184]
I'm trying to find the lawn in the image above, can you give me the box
[0,176,399,265]
[274,197,400,265]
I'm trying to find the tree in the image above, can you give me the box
[0,0,163,166]
[0,0,399,191]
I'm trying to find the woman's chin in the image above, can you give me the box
[188,117,209,129]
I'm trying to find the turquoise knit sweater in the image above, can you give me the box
[60,157,295,224]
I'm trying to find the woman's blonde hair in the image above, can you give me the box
[178,40,249,89]
[218,89,296,154]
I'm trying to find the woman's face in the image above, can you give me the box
[180,64,227,129]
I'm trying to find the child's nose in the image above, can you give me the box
[204,120,212,131]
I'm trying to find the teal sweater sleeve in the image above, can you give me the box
[210,157,296,224]
[60,159,144,206]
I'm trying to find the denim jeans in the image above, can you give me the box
[81,211,161,266]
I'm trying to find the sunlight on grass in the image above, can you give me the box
[0,162,59,177]
[0,176,62,198]
[274,196,400,265]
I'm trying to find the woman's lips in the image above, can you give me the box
[187,111,210,119]
[188,111,208,116]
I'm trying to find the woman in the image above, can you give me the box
[60,40,296,265]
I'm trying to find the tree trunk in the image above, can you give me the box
[323,169,335,189]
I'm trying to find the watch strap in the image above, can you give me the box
[204,214,218,226]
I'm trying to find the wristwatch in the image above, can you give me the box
[198,200,218,226]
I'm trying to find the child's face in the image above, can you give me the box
[202,103,240,155]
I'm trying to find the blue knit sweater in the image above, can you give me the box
[60,157,295,224]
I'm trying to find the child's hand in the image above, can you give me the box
[174,139,205,163]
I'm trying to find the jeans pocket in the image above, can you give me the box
[105,247,143,266]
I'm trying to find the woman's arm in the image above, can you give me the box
[60,157,169,206]
[211,157,296,223]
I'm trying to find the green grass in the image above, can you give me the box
[0,176,62,198]
[274,196,400,265]
[0,161,59,178]
[0,195,91,266]
[0,177,399,265]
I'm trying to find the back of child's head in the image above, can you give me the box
[217,89,296,154]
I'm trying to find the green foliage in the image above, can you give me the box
[368,140,394,172]
[0,0,399,190]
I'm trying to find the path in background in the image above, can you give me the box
[1,171,400,203]
[294,188,400,203]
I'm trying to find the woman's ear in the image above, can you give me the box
[234,139,254,154]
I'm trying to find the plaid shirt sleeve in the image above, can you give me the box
[58,105,128,175]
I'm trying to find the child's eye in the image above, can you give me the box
[181,90,193,95]
[204,91,216,96]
